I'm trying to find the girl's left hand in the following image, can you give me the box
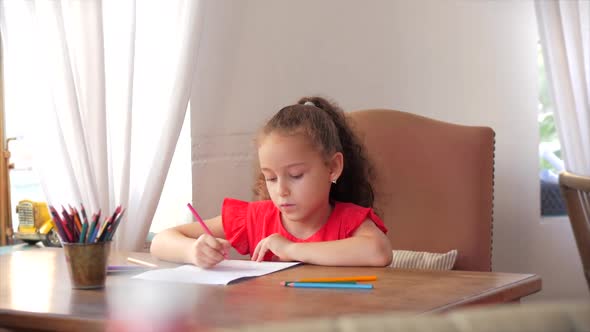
[251,233,295,262]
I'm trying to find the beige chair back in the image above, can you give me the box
[348,109,495,271]
[559,171,590,290]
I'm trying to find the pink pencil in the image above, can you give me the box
[186,203,213,236]
[187,202,226,257]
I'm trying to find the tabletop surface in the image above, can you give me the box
[0,248,541,331]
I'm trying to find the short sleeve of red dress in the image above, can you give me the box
[329,202,388,238]
[221,198,250,255]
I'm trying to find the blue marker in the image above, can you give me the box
[281,282,373,289]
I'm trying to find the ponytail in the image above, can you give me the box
[297,97,375,207]
[253,96,375,208]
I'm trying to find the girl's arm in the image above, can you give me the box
[150,216,229,265]
[253,220,393,267]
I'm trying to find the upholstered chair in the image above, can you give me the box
[348,109,495,271]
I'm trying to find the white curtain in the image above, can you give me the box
[536,0,590,176]
[0,0,202,250]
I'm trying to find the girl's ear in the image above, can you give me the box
[329,152,344,182]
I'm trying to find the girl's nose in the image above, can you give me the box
[278,179,290,197]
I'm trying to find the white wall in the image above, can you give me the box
[190,0,589,300]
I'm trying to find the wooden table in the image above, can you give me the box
[0,248,541,331]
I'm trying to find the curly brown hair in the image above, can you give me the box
[253,96,375,208]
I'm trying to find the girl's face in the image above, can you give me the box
[258,132,340,225]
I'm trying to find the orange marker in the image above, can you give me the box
[297,276,377,283]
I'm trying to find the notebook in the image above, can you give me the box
[132,259,300,285]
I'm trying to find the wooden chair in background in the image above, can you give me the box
[559,171,590,290]
[348,109,495,271]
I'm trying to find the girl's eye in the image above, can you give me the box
[265,177,277,182]
[291,174,303,179]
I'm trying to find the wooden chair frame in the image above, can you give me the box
[559,171,590,290]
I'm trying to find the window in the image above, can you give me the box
[2,110,191,243]
[537,41,566,216]
[1,47,191,245]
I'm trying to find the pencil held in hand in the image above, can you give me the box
[186,203,213,236]
[187,203,227,258]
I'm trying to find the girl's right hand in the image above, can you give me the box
[188,234,231,268]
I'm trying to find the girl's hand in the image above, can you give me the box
[251,233,296,262]
[188,233,231,268]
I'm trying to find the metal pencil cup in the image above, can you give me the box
[63,241,111,289]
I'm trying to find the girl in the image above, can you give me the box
[150,96,392,268]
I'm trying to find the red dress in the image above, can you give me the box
[221,198,388,261]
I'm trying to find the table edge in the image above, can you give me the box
[427,274,543,313]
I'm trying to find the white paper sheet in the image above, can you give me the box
[131,260,301,285]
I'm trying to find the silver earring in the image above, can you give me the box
[332,179,337,184]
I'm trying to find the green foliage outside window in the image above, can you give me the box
[537,42,561,173]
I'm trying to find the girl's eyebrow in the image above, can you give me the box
[261,162,306,172]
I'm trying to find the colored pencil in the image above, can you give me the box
[296,276,377,283]
[106,208,126,241]
[78,221,88,243]
[187,202,227,257]
[107,265,152,272]
[186,203,213,236]
[48,206,67,242]
[86,213,98,243]
[80,204,89,225]
[57,207,74,242]
[88,210,102,243]
[106,206,121,232]
[61,206,75,241]
[51,218,66,242]
[280,282,373,289]
[48,204,124,243]
[127,257,158,268]
[283,281,357,284]
[95,216,112,242]
[98,206,120,242]
[72,207,83,233]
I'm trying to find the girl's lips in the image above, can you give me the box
[280,204,295,209]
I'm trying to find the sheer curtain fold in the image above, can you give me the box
[123,0,203,250]
[536,0,590,175]
[0,0,202,250]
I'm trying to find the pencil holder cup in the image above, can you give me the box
[63,241,111,289]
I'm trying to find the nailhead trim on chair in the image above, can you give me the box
[489,132,496,272]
